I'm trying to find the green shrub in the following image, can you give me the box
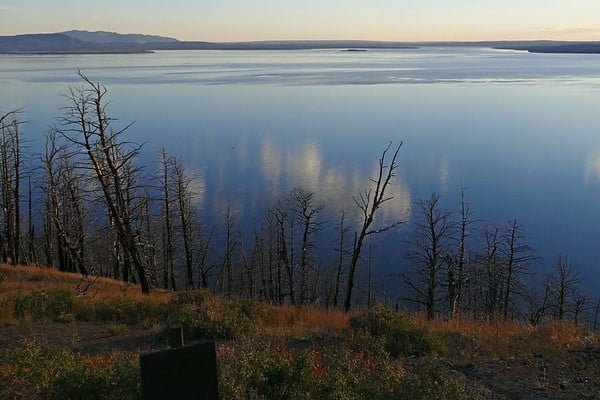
[312,344,401,400]
[396,358,471,400]
[0,340,139,400]
[12,289,77,322]
[75,297,166,323]
[219,340,402,400]
[350,305,442,357]
[50,352,140,400]
[169,290,272,340]
[219,342,315,400]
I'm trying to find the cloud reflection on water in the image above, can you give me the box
[260,138,411,225]
[585,153,600,184]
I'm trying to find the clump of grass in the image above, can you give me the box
[107,323,129,336]
[0,340,139,400]
[350,305,443,357]
[260,304,349,339]
[27,274,45,282]
[169,290,273,340]
[218,338,403,400]
[11,289,76,322]
[395,357,470,400]
[422,315,598,359]
[75,296,167,323]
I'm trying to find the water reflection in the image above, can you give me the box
[4,48,600,296]
[439,157,450,193]
[188,172,206,210]
[260,139,283,191]
[259,138,411,224]
[585,153,600,183]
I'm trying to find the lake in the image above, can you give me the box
[1,47,599,298]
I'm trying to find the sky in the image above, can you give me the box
[1,0,600,42]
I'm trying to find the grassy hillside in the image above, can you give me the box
[0,264,598,399]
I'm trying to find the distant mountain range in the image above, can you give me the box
[0,31,188,53]
[0,30,599,54]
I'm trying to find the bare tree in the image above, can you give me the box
[288,187,324,304]
[217,205,238,297]
[450,187,474,317]
[139,187,158,287]
[548,255,580,320]
[57,72,151,293]
[158,150,179,290]
[173,159,197,289]
[271,201,295,304]
[523,277,551,325]
[481,224,503,318]
[0,109,24,265]
[402,193,453,319]
[572,291,590,326]
[500,219,536,319]
[344,142,403,312]
[330,209,350,308]
[41,130,88,274]
[196,224,217,289]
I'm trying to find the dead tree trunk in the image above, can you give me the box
[332,209,349,309]
[173,160,196,289]
[0,110,23,265]
[344,142,403,312]
[58,73,151,293]
[402,193,453,320]
[288,187,323,305]
[501,219,535,320]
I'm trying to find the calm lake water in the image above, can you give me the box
[1,47,600,297]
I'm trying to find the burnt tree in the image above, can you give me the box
[344,142,403,312]
[58,73,151,293]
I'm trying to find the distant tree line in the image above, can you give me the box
[1,74,598,327]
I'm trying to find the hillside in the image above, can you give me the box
[0,33,93,53]
[61,30,178,44]
[0,263,598,399]
[0,32,156,54]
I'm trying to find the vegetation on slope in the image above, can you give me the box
[0,263,598,399]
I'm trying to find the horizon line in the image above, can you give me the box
[2,30,600,44]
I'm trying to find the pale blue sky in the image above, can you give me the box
[1,0,600,41]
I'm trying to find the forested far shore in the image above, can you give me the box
[1,74,598,327]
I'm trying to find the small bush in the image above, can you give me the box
[396,358,471,400]
[350,305,442,357]
[75,297,166,323]
[50,352,140,400]
[169,290,272,340]
[0,340,139,400]
[219,342,314,400]
[219,340,403,400]
[12,289,76,322]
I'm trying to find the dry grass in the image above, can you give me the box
[411,313,599,359]
[0,263,170,325]
[0,263,170,302]
[260,304,350,339]
[1,263,597,359]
